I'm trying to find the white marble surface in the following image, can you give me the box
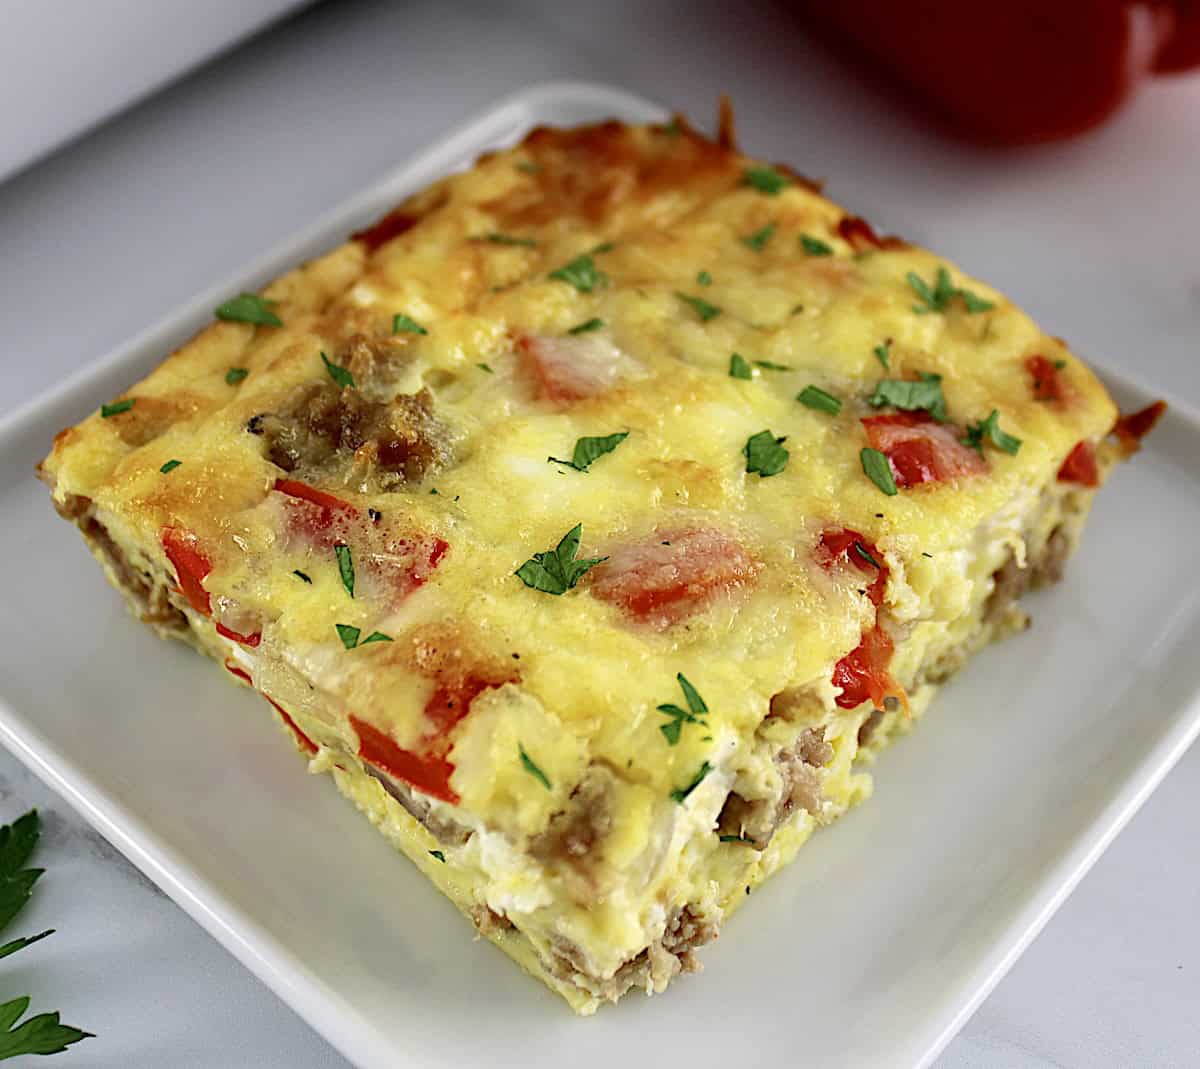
[0,1,1196,1065]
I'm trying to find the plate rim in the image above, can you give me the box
[1,79,1198,1069]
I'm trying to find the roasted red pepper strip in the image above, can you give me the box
[862,412,987,488]
[161,526,212,614]
[215,622,262,647]
[817,528,888,607]
[350,714,460,804]
[1113,400,1167,453]
[1027,355,1068,403]
[273,478,356,515]
[832,626,904,711]
[266,696,318,755]
[1058,441,1101,486]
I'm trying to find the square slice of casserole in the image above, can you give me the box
[39,113,1149,1013]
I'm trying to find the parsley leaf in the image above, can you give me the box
[361,630,393,644]
[481,233,537,247]
[568,317,604,335]
[743,167,789,194]
[477,363,494,373]
[0,997,92,1059]
[518,744,552,789]
[321,351,355,390]
[429,850,446,863]
[215,293,281,327]
[869,372,947,421]
[800,234,833,256]
[907,267,993,315]
[676,292,721,322]
[743,430,789,477]
[515,524,607,595]
[963,409,1022,456]
[797,385,842,415]
[719,834,753,844]
[729,353,753,380]
[658,673,709,745]
[225,367,249,386]
[0,811,42,933]
[670,761,713,804]
[293,570,312,583]
[873,340,892,370]
[0,812,92,1058]
[755,360,791,371]
[392,313,428,335]
[861,447,898,496]
[697,270,712,286]
[741,222,776,252]
[335,544,355,597]
[548,431,629,473]
[99,399,133,418]
[335,623,360,649]
[159,459,182,474]
[549,254,606,293]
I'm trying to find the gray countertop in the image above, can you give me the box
[1,2,1197,1064]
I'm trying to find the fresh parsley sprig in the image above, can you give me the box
[515,524,607,595]
[670,761,713,804]
[744,430,789,477]
[215,293,281,327]
[547,432,628,473]
[741,223,776,252]
[549,254,605,293]
[0,811,91,1060]
[868,372,947,421]
[675,292,722,322]
[963,410,1022,456]
[907,267,993,315]
[657,674,709,745]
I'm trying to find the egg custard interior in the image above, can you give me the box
[39,113,1155,1013]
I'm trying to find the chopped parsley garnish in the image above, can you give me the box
[852,540,881,569]
[515,524,607,595]
[697,270,713,286]
[907,267,994,315]
[742,166,789,194]
[335,544,355,597]
[568,317,604,335]
[335,623,361,649]
[477,363,494,373]
[670,761,713,804]
[481,233,537,247]
[657,673,709,746]
[963,410,1022,456]
[756,360,791,371]
[590,241,615,255]
[1054,358,1067,369]
[743,430,789,477]
[361,630,393,644]
[293,570,312,583]
[719,834,753,844]
[873,340,892,370]
[797,385,842,415]
[800,234,833,256]
[861,448,898,496]
[321,351,355,390]
[675,292,721,322]
[159,459,182,474]
[548,254,605,293]
[225,367,249,385]
[429,850,446,863]
[215,293,281,327]
[392,313,428,335]
[741,222,776,252]
[99,399,133,418]
[518,744,552,789]
[869,372,947,421]
[0,811,92,1059]
[729,353,753,380]
[548,431,629,473]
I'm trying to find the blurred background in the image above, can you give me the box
[0,2,1197,1066]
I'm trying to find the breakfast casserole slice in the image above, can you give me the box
[38,109,1160,1013]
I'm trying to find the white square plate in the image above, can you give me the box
[1,83,1198,1069]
